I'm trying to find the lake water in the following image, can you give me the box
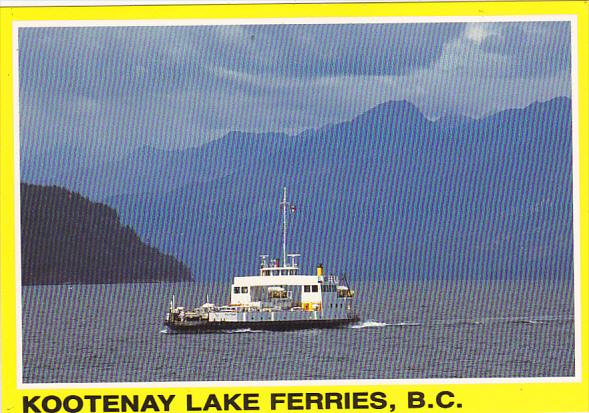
[21,278,575,383]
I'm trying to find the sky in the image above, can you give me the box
[18,20,572,157]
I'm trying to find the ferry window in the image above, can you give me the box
[241,287,248,293]
[304,285,310,293]
[312,285,318,292]
[233,287,240,294]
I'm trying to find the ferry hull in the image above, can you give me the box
[164,317,360,333]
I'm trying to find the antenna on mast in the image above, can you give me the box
[281,187,287,266]
[280,187,296,270]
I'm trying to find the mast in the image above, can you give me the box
[279,187,296,271]
[281,187,287,266]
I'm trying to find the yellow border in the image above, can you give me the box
[2,2,588,412]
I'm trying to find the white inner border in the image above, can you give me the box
[12,14,582,389]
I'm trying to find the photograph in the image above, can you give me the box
[17,19,576,384]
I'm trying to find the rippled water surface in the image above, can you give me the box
[22,279,575,383]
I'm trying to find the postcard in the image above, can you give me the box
[1,2,587,413]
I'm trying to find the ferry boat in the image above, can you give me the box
[164,188,359,332]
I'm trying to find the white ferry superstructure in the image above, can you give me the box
[164,188,359,332]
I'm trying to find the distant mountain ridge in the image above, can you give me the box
[21,184,193,285]
[21,97,574,282]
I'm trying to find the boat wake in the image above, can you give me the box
[392,321,422,327]
[349,320,392,329]
[428,315,573,327]
[224,328,265,334]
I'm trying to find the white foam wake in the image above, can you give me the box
[225,328,264,334]
[349,320,392,329]
[392,321,421,327]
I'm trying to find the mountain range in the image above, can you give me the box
[21,97,574,283]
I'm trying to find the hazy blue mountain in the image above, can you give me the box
[21,97,573,282]
[22,132,294,200]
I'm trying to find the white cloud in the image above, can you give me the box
[464,23,496,44]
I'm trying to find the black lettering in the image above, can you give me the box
[370,392,388,410]
[141,395,160,412]
[84,395,101,412]
[104,395,120,413]
[408,392,426,409]
[224,394,241,411]
[270,394,285,410]
[158,395,175,411]
[353,392,369,409]
[243,394,259,411]
[203,395,222,411]
[187,395,202,411]
[287,393,304,411]
[122,396,139,412]
[436,392,454,408]
[305,393,323,410]
[41,396,62,413]
[63,396,83,413]
[325,393,343,410]
[23,396,41,413]
[344,392,351,409]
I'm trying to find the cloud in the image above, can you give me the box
[18,21,572,155]
[464,24,496,43]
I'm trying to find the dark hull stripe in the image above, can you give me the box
[164,317,359,333]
